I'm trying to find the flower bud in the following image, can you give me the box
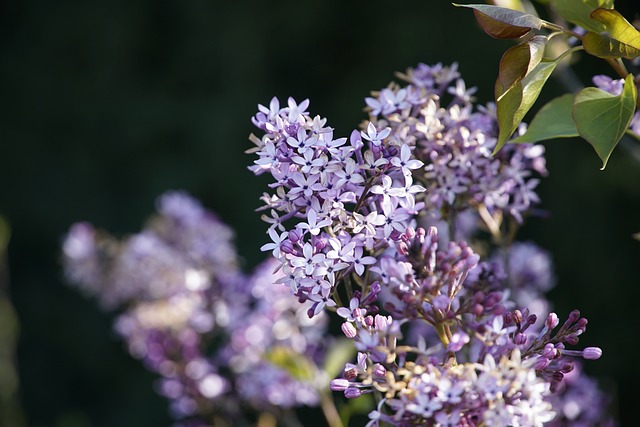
[288,229,302,244]
[330,378,350,391]
[545,313,559,330]
[372,363,386,378]
[280,240,295,254]
[534,357,550,370]
[341,322,357,339]
[344,387,362,399]
[583,347,603,360]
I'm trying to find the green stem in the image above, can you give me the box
[606,57,629,80]
[320,392,345,427]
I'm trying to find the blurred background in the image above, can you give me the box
[1,0,639,426]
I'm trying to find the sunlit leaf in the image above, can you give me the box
[496,36,547,98]
[583,8,640,59]
[454,3,542,39]
[511,93,579,142]
[550,0,613,32]
[572,73,637,169]
[495,60,557,153]
[491,0,530,13]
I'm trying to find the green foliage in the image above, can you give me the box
[572,73,637,169]
[457,0,640,167]
[453,4,542,38]
[495,36,547,97]
[583,8,640,59]
[512,93,579,142]
[549,0,614,32]
[496,59,557,152]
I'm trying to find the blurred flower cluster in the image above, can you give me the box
[63,192,331,426]
[248,63,615,426]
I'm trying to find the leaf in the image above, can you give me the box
[495,60,557,153]
[453,3,542,39]
[264,346,316,381]
[512,93,579,142]
[550,0,614,32]
[322,338,356,380]
[583,9,640,59]
[496,36,548,99]
[572,73,637,169]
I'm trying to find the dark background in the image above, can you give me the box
[1,1,639,426]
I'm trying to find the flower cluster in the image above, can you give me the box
[248,95,425,317]
[63,191,329,425]
[250,63,613,426]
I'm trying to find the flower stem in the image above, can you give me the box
[320,392,345,427]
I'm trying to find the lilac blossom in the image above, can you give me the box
[250,63,610,426]
[63,191,330,425]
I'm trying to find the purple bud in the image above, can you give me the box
[576,318,588,330]
[364,315,374,327]
[344,387,362,399]
[513,310,523,324]
[545,313,559,330]
[405,226,416,239]
[330,378,350,391]
[542,343,557,359]
[350,129,362,148]
[514,332,527,346]
[524,314,537,329]
[389,229,402,241]
[583,347,603,360]
[280,240,295,254]
[397,242,409,256]
[568,309,581,323]
[288,229,302,244]
[504,311,514,326]
[472,303,484,316]
[341,322,357,339]
[560,362,574,373]
[565,334,580,346]
[374,314,390,331]
[372,363,386,378]
[534,357,550,370]
[307,305,316,319]
[361,281,381,306]
[314,236,327,251]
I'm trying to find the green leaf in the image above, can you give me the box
[496,36,547,98]
[264,346,316,381]
[572,73,637,169]
[495,60,557,153]
[322,338,356,380]
[583,9,640,59]
[453,3,542,39]
[512,93,579,142]
[550,0,614,32]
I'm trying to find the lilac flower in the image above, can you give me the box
[248,63,609,426]
[63,191,330,424]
